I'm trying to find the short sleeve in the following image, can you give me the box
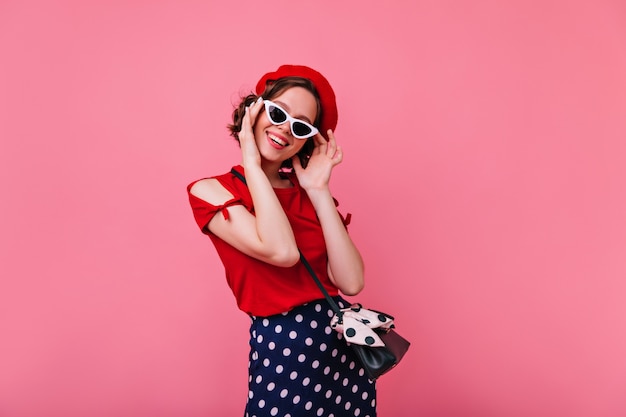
[187,181,244,234]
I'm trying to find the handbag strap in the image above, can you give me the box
[230,168,344,317]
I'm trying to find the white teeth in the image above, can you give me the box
[268,133,286,146]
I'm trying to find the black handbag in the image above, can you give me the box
[350,328,411,380]
[230,168,410,380]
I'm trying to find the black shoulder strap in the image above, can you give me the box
[297,250,342,315]
[230,167,247,185]
[229,167,343,316]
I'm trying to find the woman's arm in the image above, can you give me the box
[293,130,365,295]
[189,100,300,267]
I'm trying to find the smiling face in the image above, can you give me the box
[253,86,318,166]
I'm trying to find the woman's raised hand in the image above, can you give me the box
[239,97,264,167]
[293,129,343,192]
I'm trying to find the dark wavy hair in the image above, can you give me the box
[227,77,322,169]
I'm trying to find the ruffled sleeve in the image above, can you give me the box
[187,181,244,234]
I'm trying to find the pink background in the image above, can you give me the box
[1,1,626,416]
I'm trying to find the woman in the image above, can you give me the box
[187,65,376,417]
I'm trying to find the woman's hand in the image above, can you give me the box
[292,129,343,192]
[239,97,264,168]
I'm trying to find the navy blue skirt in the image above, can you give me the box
[245,297,377,417]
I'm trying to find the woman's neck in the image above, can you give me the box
[260,160,293,188]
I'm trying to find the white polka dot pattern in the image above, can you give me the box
[245,298,376,417]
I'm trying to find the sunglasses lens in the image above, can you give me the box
[292,122,313,138]
[268,105,287,124]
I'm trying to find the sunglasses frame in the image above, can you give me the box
[262,100,319,140]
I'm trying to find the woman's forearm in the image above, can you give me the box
[306,187,365,295]
[243,164,299,266]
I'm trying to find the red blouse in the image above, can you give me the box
[187,165,349,317]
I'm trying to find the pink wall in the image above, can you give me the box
[2,1,626,416]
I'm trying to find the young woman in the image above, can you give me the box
[187,65,376,417]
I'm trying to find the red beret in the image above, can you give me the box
[255,65,338,137]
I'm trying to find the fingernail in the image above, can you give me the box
[256,96,263,103]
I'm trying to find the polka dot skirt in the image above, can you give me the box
[245,297,377,417]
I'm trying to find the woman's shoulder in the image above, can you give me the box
[187,167,242,206]
[188,178,230,204]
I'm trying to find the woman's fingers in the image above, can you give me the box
[243,97,262,127]
[239,97,264,165]
[333,145,343,165]
[241,105,250,131]
[249,96,263,119]
[325,129,338,157]
[314,133,326,146]
[307,129,343,169]
[328,132,343,164]
[241,98,264,143]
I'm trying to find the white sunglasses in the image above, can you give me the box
[263,100,319,139]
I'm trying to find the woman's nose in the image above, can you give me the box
[277,121,291,136]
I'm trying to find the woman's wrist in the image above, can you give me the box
[241,161,264,176]
[303,185,331,199]
[304,187,336,212]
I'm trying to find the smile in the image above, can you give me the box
[267,133,287,148]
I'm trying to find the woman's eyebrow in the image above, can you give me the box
[274,100,314,124]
